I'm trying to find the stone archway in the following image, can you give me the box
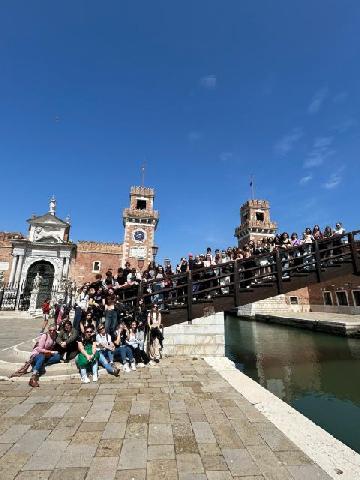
[24,261,55,308]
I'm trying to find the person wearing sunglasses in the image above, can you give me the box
[96,324,119,376]
[76,325,99,383]
[28,325,61,388]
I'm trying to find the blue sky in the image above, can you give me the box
[1,1,359,264]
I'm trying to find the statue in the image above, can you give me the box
[32,273,42,292]
[33,226,63,244]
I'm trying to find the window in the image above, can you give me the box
[323,291,333,306]
[352,290,360,307]
[256,211,264,222]
[136,199,147,210]
[336,291,348,306]
[92,261,101,273]
[289,296,298,305]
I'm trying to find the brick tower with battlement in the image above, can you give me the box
[235,199,277,247]
[122,186,159,270]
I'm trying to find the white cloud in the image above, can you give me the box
[299,174,313,185]
[323,171,343,189]
[188,131,201,142]
[308,87,328,114]
[199,75,217,89]
[304,136,335,168]
[274,127,303,156]
[219,151,233,162]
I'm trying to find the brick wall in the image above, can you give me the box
[69,241,123,285]
[0,232,24,283]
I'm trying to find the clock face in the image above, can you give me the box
[133,229,146,243]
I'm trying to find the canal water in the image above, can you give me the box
[225,315,360,453]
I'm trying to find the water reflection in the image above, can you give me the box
[225,316,360,453]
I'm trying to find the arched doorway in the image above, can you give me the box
[24,261,55,308]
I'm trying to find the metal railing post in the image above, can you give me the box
[348,232,360,275]
[274,249,283,294]
[233,260,241,307]
[314,241,323,282]
[186,271,193,324]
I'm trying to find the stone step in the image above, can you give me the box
[163,344,224,356]
[164,333,224,346]
[164,324,224,334]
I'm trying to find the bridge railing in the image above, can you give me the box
[115,229,360,322]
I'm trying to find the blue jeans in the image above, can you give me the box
[114,345,134,364]
[80,361,98,378]
[105,310,118,335]
[32,353,61,374]
[73,306,83,333]
[98,351,115,374]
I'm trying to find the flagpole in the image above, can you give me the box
[250,175,255,200]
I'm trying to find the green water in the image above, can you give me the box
[225,315,360,453]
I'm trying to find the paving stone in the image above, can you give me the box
[177,453,204,473]
[229,418,264,446]
[192,422,216,444]
[147,459,178,480]
[56,444,97,468]
[0,443,11,458]
[5,402,34,417]
[86,456,117,479]
[206,473,232,480]
[48,424,79,441]
[49,467,88,479]
[15,470,51,479]
[23,440,69,470]
[43,403,71,418]
[102,422,126,439]
[0,424,30,443]
[9,429,49,455]
[202,455,228,471]
[130,401,150,415]
[78,422,106,432]
[127,414,149,424]
[169,400,187,413]
[179,474,207,480]
[125,422,148,439]
[174,435,199,454]
[148,423,173,444]
[96,439,122,457]
[84,402,114,423]
[211,423,244,448]
[0,452,30,479]
[274,450,313,469]
[255,423,297,451]
[286,464,332,480]
[198,443,221,456]
[32,418,61,430]
[247,445,292,479]
[71,431,102,446]
[222,448,261,477]
[147,444,175,460]
[114,469,146,479]
[118,438,147,470]
[172,422,193,437]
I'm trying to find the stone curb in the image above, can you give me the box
[205,356,360,480]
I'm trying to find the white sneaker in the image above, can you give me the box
[131,362,136,371]
[137,362,145,368]
[81,376,90,384]
[123,363,130,373]
[92,374,98,382]
[149,360,156,366]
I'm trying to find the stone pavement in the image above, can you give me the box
[0,357,331,480]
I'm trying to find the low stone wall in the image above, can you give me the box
[163,312,225,357]
[236,294,310,316]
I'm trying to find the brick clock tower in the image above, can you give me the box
[235,199,277,247]
[122,186,159,270]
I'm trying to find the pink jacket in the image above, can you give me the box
[30,333,56,359]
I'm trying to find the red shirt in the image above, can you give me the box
[42,302,50,314]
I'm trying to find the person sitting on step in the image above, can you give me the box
[113,321,136,372]
[76,324,99,383]
[28,325,61,388]
[56,320,79,362]
[96,323,119,376]
[147,304,163,364]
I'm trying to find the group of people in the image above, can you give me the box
[12,289,164,386]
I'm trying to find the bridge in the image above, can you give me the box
[124,230,360,326]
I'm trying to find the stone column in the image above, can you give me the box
[63,257,70,278]
[14,254,25,285]
[8,255,18,285]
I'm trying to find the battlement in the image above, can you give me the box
[130,186,155,197]
[240,199,270,211]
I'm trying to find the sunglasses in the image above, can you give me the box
[85,330,93,333]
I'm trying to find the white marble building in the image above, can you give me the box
[8,197,75,309]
